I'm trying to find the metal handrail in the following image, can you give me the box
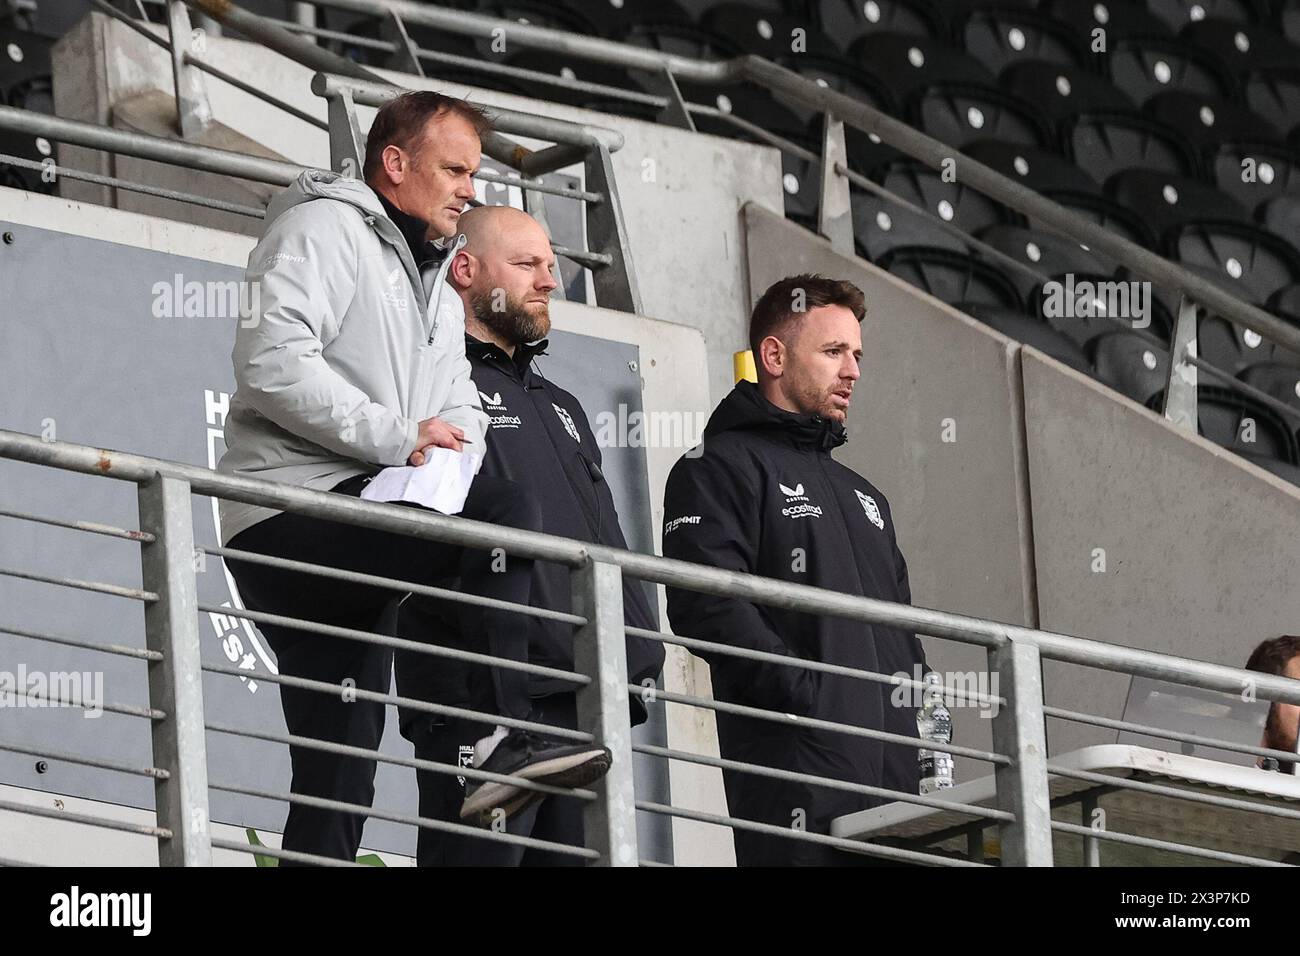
[270,0,1300,356]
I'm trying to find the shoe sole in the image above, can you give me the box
[459,748,611,824]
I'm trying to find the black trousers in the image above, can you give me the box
[224,472,542,864]
[407,694,585,866]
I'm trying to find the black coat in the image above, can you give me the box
[396,336,665,735]
[662,380,927,847]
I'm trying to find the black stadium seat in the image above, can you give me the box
[1032,271,1166,347]
[1106,36,1236,103]
[1106,170,1252,246]
[1176,386,1300,465]
[961,303,1092,371]
[911,83,1049,150]
[978,224,1118,301]
[1148,0,1264,31]
[881,247,1023,311]
[1259,196,1300,251]
[958,7,1086,76]
[1240,362,1300,422]
[1039,0,1175,49]
[1063,111,1199,183]
[851,33,996,104]
[504,51,653,116]
[965,140,1103,197]
[1182,18,1300,77]
[1199,314,1300,378]
[1000,61,1135,130]
[1270,283,1300,325]
[1171,221,1300,303]
[1089,331,1172,405]
[1243,69,1300,143]
[0,28,53,108]
[811,0,948,44]
[852,161,1005,261]
[702,4,842,60]
[1211,143,1300,216]
[562,0,692,39]
[1035,190,1158,249]
[0,129,55,195]
[1143,91,1285,159]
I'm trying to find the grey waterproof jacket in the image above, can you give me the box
[217,170,487,543]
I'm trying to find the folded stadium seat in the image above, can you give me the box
[1155,385,1300,466]
[1171,220,1300,303]
[853,160,1009,261]
[1243,69,1300,144]
[1000,61,1137,135]
[776,53,902,150]
[702,4,843,60]
[1106,35,1237,104]
[1039,0,1175,56]
[1182,18,1300,78]
[1032,270,1168,346]
[1142,91,1285,168]
[1063,111,1200,183]
[881,248,1024,312]
[1088,331,1173,404]
[1284,0,1300,45]
[1199,312,1300,380]
[1148,0,1265,31]
[1241,362,1300,419]
[502,50,656,118]
[1270,283,1300,325]
[458,0,603,36]
[1211,142,1300,215]
[959,303,1093,371]
[1106,169,1252,248]
[560,0,693,39]
[811,0,949,45]
[0,129,55,195]
[1035,190,1158,249]
[1259,195,1300,249]
[911,83,1050,150]
[978,224,1119,302]
[956,7,1087,75]
[850,33,997,106]
[0,27,52,113]
[965,140,1103,196]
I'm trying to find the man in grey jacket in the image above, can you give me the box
[218,92,610,864]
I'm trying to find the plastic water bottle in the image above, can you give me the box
[917,671,954,794]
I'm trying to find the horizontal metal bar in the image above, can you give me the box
[627,624,1006,706]
[0,740,168,780]
[198,600,586,685]
[0,683,164,721]
[0,152,268,217]
[205,720,595,800]
[0,106,306,187]
[0,857,46,866]
[636,683,1007,765]
[1043,704,1300,766]
[551,244,612,268]
[206,545,586,626]
[210,780,598,858]
[474,168,602,204]
[634,743,1013,822]
[1051,820,1290,867]
[0,623,161,662]
[310,73,625,152]
[1048,765,1300,821]
[210,837,362,867]
[0,507,155,543]
[202,659,592,742]
[0,565,157,603]
[0,798,171,839]
[636,801,984,866]
[639,858,673,868]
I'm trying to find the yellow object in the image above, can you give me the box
[733,349,757,384]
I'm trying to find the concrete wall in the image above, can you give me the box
[51,12,785,405]
[1021,349,1300,757]
[742,204,1036,780]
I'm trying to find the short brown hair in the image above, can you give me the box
[749,273,866,355]
[362,91,492,182]
[1246,635,1300,676]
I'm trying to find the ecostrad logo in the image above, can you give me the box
[49,886,151,936]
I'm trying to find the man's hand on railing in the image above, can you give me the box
[408,416,468,464]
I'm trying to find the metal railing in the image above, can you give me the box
[2,426,1299,866]
[145,0,1300,444]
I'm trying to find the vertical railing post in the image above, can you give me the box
[325,89,366,179]
[818,112,854,255]
[988,638,1052,866]
[137,474,211,866]
[1162,295,1199,434]
[583,143,643,315]
[166,0,212,138]
[570,558,638,866]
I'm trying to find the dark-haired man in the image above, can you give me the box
[1245,634,1300,774]
[219,92,610,864]
[395,204,665,864]
[661,273,927,866]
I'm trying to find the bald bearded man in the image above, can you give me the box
[395,206,665,865]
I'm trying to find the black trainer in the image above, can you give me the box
[459,730,611,826]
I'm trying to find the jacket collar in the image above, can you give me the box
[375,191,434,267]
[703,379,848,453]
[466,334,549,380]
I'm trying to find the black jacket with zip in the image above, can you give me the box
[395,335,665,736]
[661,380,927,837]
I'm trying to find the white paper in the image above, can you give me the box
[360,447,480,515]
